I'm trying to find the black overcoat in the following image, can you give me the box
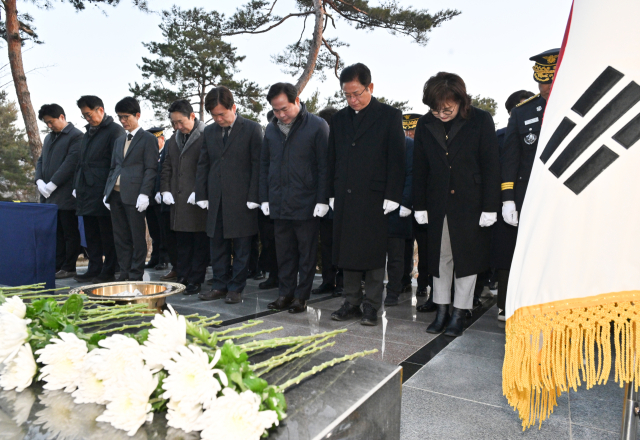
[328,98,406,271]
[74,116,126,216]
[195,115,263,238]
[413,107,500,278]
[35,123,83,211]
[388,136,414,239]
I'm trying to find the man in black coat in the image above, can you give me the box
[104,97,158,281]
[36,104,83,279]
[145,127,170,271]
[328,63,406,326]
[73,95,125,283]
[195,87,263,304]
[260,82,330,314]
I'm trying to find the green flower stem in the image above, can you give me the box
[251,334,335,371]
[80,303,151,315]
[190,315,222,327]
[214,320,262,336]
[218,326,283,342]
[79,311,149,325]
[276,349,378,392]
[0,283,45,292]
[239,329,347,352]
[254,341,336,377]
[94,321,155,334]
[7,287,69,296]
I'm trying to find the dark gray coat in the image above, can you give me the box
[413,107,501,278]
[328,98,406,271]
[195,116,262,238]
[35,123,83,211]
[162,121,208,233]
[74,116,126,216]
[104,128,159,205]
[259,104,329,220]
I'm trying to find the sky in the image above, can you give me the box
[1,0,573,136]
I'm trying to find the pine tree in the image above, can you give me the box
[0,90,34,201]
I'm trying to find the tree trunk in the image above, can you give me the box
[5,0,42,168]
[294,0,324,94]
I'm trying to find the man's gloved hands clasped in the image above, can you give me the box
[313,203,330,218]
[261,202,270,216]
[72,189,76,198]
[414,210,428,224]
[196,200,209,210]
[44,182,57,198]
[161,192,175,205]
[187,192,196,205]
[399,206,412,217]
[247,202,260,210]
[479,212,497,227]
[155,192,162,204]
[136,194,149,212]
[103,196,110,211]
[383,199,399,215]
[329,198,334,211]
[502,201,518,226]
[36,180,48,198]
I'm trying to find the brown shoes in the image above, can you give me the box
[288,298,307,314]
[160,270,177,281]
[198,289,228,301]
[267,296,294,310]
[225,291,242,304]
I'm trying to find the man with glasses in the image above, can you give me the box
[73,96,125,283]
[328,63,406,326]
[103,97,159,281]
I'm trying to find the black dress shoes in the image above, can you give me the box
[331,301,363,321]
[288,298,307,314]
[384,293,399,307]
[259,277,279,290]
[361,303,378,326]
[92,274,116,283]
[184,283,201,295]
[176,277,187,285]
[154,263,168,270]
[332,286,343,297]
[74,272,97,282]
[198,289,228,301]
[117,274,130,282]
[426,304,450,334]
[253,271,266,280]
[55,270,77,279]
[443,307,466,337]
[416,287,428,297]
[160,270,178,281]
[311,283,335,295]
[225,291,242,304]
[417,295,437,313]
[267,296,294,310]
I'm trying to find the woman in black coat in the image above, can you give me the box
[413,72,500,337]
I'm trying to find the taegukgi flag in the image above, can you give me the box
[502,0,640,429]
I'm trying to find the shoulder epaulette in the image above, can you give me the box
[515,94,541,108]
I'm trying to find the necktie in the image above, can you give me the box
[127,133,133,141]
[223,127,230,146]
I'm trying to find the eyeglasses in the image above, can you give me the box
[430,104,458,116]
[80,110,95,120]
[342,86,369,101]
[116,114,132,121]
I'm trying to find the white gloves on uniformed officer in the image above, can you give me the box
[383,199,399,215]
[155,192,162,204]
[136,194,149,212]
[399,206,412,217]
[479,212,497,227]
[161,192,175,205]
[247,202,260,210]
[313,203,330,217]
[197,200,208,210]
[261,202,270,216]
[414,211,428,224]
[103,196,110,211]
[329,198,334,210]
[187,192,196,205]
[502,201,518,226]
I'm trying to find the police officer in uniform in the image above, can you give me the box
[494,48,560,321]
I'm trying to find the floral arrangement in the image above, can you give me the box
[0,284,375,439]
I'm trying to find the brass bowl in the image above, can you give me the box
[69,281,185,313]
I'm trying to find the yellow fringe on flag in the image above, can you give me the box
[503,292,640,430]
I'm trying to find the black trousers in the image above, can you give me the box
[497,269,509,310]
[413,220,432,290]
[210,205,252,292]
[274,218,319,301]
[109,191,147,280]
[56,210,81,272]
[319,216,343,288]
[258,211,278,279]
[402,238,414,286]
[386,237,405,295]
[161,210,177,267]
[145,205,168,264]
[344,267,385,311]
[175,231,209,284]
[248,234,260,274]
[83,214,117,277]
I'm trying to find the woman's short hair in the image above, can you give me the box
[505,90,535,113]
[422,72,472,119]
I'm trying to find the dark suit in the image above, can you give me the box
[146,145,170,266]
[105,128,159,280]
[195,115,263,292]
[36,123,83,271]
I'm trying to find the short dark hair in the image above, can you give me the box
[505,90,535,113]
[339,63,372,87]
[38,104,65,121]
[266,110,275,123]
[204,86,234,112]
[422,72,472,119]
[266,82,298,104]
[168,99,194,118]
[115,97,140,115]
[76,95,104,110]
[317,107,338,126]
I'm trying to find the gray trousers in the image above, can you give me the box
[343,267,385,311]
[433,217,476,310]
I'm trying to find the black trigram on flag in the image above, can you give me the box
[539,66,640,194]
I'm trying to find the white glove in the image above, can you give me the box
[313,203,330,217]
[154,192,162,204]
[103,196,110,211]
[72,189,76,198]
[261,202,270,216]
[414,210,428,224]
[136,194,149,212]
[162,191,175,205]
[44,181,57,198]
[502,201,518,226]
[383,199,400,215]
[247,202,260,210]
[329,198,334,211]
[36,179,48,197]
[187,192,196,205]
[196,200,209,210]
[399,206,412,217]
[479,212,497,227]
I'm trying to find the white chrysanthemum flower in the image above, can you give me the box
[0,388,36,425]
[0,343,36,392]
[0,296,26,319]
[141,304,186,372]
[72,350,107,404]
[162,345,227,409]
[91,334,144,384]
[0,313,30,364]
[96,365,157,436]
[35,332,87,392]
[34,389,85,440]
[196,388,279,440]
[165,399,203,433]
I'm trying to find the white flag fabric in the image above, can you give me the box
[502,0,640,429]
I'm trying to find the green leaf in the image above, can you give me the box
[135,329,150,344]
[40,312,63,331]
[61,294,84,321]
[243,374,268,393]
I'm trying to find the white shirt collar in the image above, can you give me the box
[127,126,142,137]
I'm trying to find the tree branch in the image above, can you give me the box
[221,12,312,36]
[294,0,324,93]
[322,37,340,79]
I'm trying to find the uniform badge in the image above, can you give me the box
[537,106,542,111]
[524,133,537,145]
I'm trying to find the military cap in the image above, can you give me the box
[147,126,165,138]
[530,48,561,84]
[402,113,422,130]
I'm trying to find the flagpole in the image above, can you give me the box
[620,381,639,440]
